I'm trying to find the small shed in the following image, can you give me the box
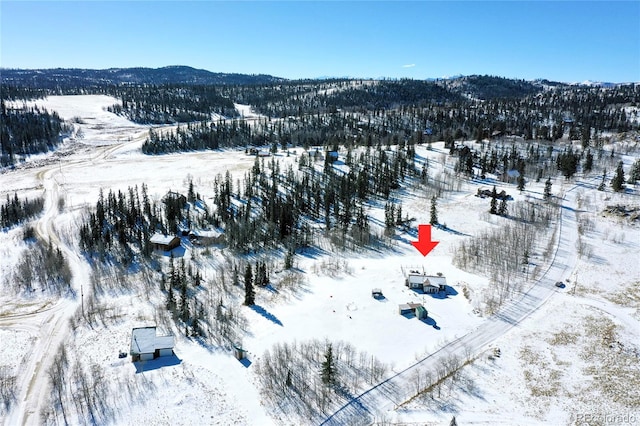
[150,233,181,252]
[371,288,383,299]
[398,303,414,315]
[415,305,428,320]
[399,302,427,318]
[130,326,175,361]
[234,346,247,360]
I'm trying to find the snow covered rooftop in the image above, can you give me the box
[130,327,174,355]
[425,275,447,287]
[407,274,428,286]
[149,233,178,245]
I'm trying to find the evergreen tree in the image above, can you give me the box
[285,369,292,387]
[244,264,255,305]
[188,179,196,203]
[584,149,593,173]
[232,264,240,286]
[628,159,640,185]
[490,186,498,214]
[430,196,438,225]
[543,177,552,201]
[321,343,336,386]
[179,280,189,322]
[166,284,176,314]
[498,198,508,216]
[611,161,625,192]
[191,301,201,337]
[556,148,579,179]
[284,245,294,269]
[581,125,591,149]
[517,175,525,192]
[598,169,607,191]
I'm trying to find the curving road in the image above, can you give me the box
[320,184,582,426]
[2,137,137,426]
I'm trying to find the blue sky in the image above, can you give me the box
[2,1,639,82]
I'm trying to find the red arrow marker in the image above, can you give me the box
[411,224,439,257]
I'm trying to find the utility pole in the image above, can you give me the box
[81,283,84,319]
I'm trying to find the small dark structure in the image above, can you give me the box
[234,346,247,360]
[476,188,512,201]
[415,305,428,320]
[248,147,270,156]
[371,288,384,299]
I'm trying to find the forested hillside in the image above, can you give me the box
[2,70,638,170]
[0,66,284,91]
[106,84,238,124]
[0,100,67,166]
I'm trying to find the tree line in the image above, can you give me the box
[1,101,67,167]
[0,192,44,229]
[106,84,238,124]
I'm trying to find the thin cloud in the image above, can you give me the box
[402,64,416,68]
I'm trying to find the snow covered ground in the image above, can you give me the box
[1,96,638,425]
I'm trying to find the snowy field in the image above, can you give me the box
[1,95,639,425]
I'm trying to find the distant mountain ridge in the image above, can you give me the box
[0,66,286,88]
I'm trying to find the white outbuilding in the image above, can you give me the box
[130,326,175,361]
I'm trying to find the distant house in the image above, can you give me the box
[188,228,224,246]
[149,233,181,252]
[248,147,271,157]
[405,272,446,294]
[130,326,174,361]
[501,169,520,184]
